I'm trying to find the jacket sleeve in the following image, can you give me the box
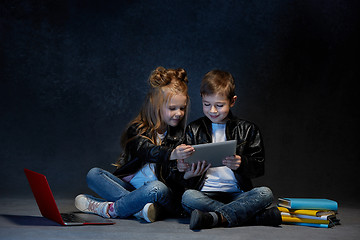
[184,124,195,145]
[179,124,206,189]
[125,125,173,164]
[236,123,265,179]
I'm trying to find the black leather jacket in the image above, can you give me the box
[184,111,265,191]
[113,123,187,210]
[113,123,183,181]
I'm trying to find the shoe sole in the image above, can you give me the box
[144,203,161,223]
[75,194,89,212]
[189,210,201,230]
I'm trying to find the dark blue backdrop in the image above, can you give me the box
[1,0,359,203]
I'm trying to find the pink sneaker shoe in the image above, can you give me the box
[75,194,111,218]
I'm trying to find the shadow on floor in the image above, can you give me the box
[1,214,60,226]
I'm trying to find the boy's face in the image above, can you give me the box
[202,94,236,124]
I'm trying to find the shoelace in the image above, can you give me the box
[87,199,104,213]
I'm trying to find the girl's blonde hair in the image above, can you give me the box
[114,66,189,168]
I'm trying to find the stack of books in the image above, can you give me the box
[277,198,340,228]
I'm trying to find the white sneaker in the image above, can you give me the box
[133,203,161,223]
[75,194,111,218]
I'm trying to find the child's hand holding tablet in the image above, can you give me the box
[185,140,237,168]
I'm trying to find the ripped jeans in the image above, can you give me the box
[86,167,174,218]
[182,187,274,227]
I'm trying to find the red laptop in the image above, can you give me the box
[24,168,115,226]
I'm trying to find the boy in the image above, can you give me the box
[180,70,281,230]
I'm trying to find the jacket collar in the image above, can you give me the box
[164,125,184,143]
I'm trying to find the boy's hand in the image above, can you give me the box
[170,144,195,160]
[183,161,211,180]
[222,155,241,170]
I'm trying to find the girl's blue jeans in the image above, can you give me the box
[181,186,274,227]
[86,167,174,218]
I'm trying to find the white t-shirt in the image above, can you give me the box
[129,132,166,189]
[201,123,241,192]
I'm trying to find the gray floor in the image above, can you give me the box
[1,198,359,240]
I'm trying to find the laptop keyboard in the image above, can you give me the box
[61,213,86,223]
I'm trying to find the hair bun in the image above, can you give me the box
[174,68,188,84]
[149,67,188,88]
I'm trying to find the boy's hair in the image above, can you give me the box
[200,70,235,100]
[114,67,189,168]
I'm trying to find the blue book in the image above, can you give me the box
[278,198,338,211]
[285,222,331,228]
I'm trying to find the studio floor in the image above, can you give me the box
[0,198,359,240]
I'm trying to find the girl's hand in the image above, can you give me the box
[222,155,241,170]
[183,161,211,180]
[170,144,195,160]
[177,159,190,172]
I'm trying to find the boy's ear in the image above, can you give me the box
[230,96,237,107]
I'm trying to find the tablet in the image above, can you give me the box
[185,140,237,167]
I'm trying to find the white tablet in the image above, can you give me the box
[185,140,237,167]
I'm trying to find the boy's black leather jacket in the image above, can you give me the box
[184,111,265,192]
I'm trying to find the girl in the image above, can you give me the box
[75,67,199,222]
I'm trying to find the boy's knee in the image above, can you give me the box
[256,186,274,203]
[182,189,197,202]
[181,189,203,214]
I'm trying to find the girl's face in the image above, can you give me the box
[202,93,236,124]
[161,94,187,130]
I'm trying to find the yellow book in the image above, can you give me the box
[278,207,336,217]
[281,213,329,224]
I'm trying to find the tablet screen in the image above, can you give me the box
[185,140,237,167]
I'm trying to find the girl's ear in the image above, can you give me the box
[230,96,237,107]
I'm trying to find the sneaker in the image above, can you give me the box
[189,210,215,230]
[75,194,111,218]
[255,206,282,226]
[133,203,161,223]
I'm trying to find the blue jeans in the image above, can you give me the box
[181,187,274,227]
[86,167,174,218]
